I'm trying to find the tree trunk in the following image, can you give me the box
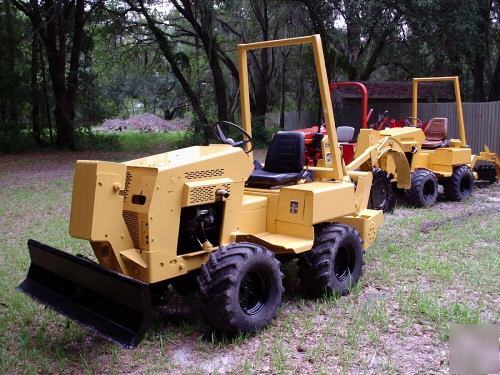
[345,0,361,80]
[359,39,387,81]
[46,50,76,148]
[279,60,287,130]
[5,0,19,127]
[172,0,229,122]
[13,0,87,149]
[164,109,173,121]
[65,0,85,121]
[40,42,53,146]
[250,0,271,126]
[134,1,210,142]
[471,0,491,101]
[52,88,75,147]
[472,55,485,101]
[489,54,500,101]
[301,0,336,79]
[0,1,7,129]
[205,43,229,121]
[254,47,270,122]
[31,33,41,144]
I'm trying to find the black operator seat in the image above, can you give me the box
[246,131,307,188]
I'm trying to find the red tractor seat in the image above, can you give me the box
[422,118,448,149]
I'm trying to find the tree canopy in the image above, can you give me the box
[1,0,499,150]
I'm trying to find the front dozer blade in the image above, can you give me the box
[18,239,152,348]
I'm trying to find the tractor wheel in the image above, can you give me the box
[444,165,474,201]
[298,224,364,297]
[198,242,284,335]
[406,169,438,207]
[171,272,199,296]
[368,168,395,213]
[474,163,497,184]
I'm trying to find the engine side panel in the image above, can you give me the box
[277,181,356,225]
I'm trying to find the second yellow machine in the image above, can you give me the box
[346,77,494,208]
[19,35,384,348]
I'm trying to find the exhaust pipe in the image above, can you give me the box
[18,239,153,348]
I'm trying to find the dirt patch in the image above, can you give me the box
[420,205,499,233]
[0,151,143,189]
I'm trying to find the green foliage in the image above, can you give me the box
[73,128,186,152]
[76,70,112,127]
[3,0,500,152]
[0,129,39,153]
[0,0,30,132]
[116,131,185,152]
[0,127,186,154]
[252,116,274,147]
[73,127,121,151]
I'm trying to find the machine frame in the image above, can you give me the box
[18,34,385,347]
[412,76,467,147]
[238,35,345,181]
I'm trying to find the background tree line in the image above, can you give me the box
[0,0,499,150]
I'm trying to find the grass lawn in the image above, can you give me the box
[111,131,186,152]
[0,150,498,374]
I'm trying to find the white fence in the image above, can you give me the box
[265,111,318,130]
[267,101,500,154]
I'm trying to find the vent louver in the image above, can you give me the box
[122,210,140,249]
[185,169,224,180]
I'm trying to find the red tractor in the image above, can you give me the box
[294,82,369,166]
[294,81,425,166]
[294,125,325,166]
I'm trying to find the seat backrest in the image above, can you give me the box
[264,131,305,173]
[424,118,448,141]
[337,126,355,143]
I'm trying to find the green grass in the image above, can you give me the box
[115,131,186,152]
[1,129,187,154]
[0,154,498,374]
[75,130,187,152]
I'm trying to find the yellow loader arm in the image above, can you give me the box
[347,136,412,189]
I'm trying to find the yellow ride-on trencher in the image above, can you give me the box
[18,35,384,348]
[348,76,495,208]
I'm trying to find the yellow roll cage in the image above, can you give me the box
[237,35,345,182]
[412,76,467,147]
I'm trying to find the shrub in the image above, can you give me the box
[0,131,39,154]
[74,127,121,151]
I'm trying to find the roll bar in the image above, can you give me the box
[237,35,344,181]
[412,76,466,147]
[329,82,369,129]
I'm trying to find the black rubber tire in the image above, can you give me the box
[406,169,438,207]
[198,242,284,335]
[170,272,199,296]
[298,224,364,297]
[474,163,497,184]
[368,168,395,213]
[444,165,474,201]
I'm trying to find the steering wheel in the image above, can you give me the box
[404,117,424,128]
[212,121,255,153]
